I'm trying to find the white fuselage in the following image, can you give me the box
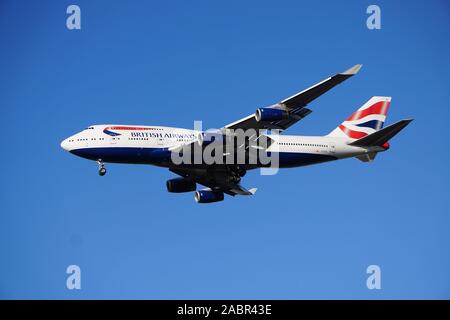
[60,124,383,169]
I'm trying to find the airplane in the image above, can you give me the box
[60,64,412,203]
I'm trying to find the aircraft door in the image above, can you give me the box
[328,141,336,154]
[109,137,118,145]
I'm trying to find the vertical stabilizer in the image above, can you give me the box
[327,96,391,140]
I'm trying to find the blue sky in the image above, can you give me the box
[1,0,449,299]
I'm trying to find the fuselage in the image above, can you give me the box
[60,124,382,169]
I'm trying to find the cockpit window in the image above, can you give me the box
[84,126,94,130]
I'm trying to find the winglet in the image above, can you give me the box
[248,188,258,195]
[341,64,363,75]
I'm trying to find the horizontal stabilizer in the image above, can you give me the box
[349,119,413,147]
[355,152,377,162]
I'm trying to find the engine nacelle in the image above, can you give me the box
[255,108,289,122]
[166,178,196,193]
[194,190,224,203]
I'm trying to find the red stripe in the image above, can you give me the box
[339,125,368,139]
[347,101,389,121]
[106,126,154,131]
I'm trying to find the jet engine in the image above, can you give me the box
[255,107,289,122]
[166,178,196,193]
[194,190,224,203]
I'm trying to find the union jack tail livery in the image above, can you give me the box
[328,96,391,139]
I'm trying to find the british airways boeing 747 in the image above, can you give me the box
[60,65,412,203]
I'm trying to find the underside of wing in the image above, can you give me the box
[169,167,256,196]
[225,107,312,131]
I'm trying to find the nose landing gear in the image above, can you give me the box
[97,159,107,176]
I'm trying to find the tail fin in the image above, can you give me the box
[327,96,391,139]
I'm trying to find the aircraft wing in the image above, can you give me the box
[166,65,362,196]
[169,168,257,196]
[224,64,362,132]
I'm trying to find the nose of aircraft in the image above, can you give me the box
[60,138,70,151]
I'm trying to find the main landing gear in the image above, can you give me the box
[97,159,107,176]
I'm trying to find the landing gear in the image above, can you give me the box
[235,165,247,177]
[99,167,107,176]
[97,159,107,176]
[227,165,246,184]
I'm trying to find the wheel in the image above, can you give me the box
[99,167,107,176]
